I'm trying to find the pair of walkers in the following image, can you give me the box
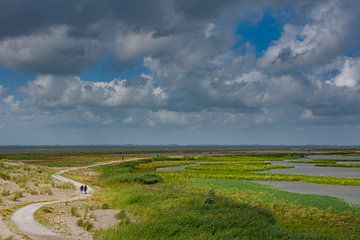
[80,184,88,194]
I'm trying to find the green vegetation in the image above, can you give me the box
[71,207,81,217]
[288,158,360,168]
[187,161,292,171]
[89,156,360,240]
[77,218,84,227]
[289,159,360,164]
[166,170,360,185]
[4,151,360,239]
[11,191,23,201]
[315,163,360,168]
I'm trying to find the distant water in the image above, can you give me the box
[254,181,360,203]
[1,145,359,154]
[265,155,360,178]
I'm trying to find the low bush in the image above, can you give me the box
[11,191,23,201]
[83,221,93,231]
[41,206,53,213]
[77,218,84,227]
[40,186,53,195]
[115,173,162,184]
[71,207,80,217]
[1,189,11,197]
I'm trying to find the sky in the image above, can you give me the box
[0,0,360,145]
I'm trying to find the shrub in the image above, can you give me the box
[11,191,23,201]
[71,207,80,217]
[84,221,93,231]
[115,173,162,184]
[77,218,84,227]
[40,187,53,195]
[115,210,127,220]
[204,189,216,205]
[0,171,9,180]
[102,203,110,209]
[29,189,39,195]
[1,189,11,197]
[41,206,53,213]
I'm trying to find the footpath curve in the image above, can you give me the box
[11,158,145,240]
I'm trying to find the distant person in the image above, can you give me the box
[84,185,88,194]
[80,185,84,193]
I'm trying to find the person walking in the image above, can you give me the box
[84,185,88,194]
[80,185,84,194]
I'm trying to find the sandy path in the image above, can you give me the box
[11,158,145,240]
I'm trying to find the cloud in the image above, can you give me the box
[1,0,360,144]
[0,26,103,74]
[258,1,360,72]
[23,74,167,108]
[333,57,360,88]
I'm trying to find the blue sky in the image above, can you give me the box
[0,0,360,145]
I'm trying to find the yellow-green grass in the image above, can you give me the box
[162,170,360,186]
[187,162,292,171]
[289,159,360,164]
[136,161,194,171]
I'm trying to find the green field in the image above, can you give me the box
[85,155,360,240]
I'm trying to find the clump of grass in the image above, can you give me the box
[52,182,75,189]
[0,171,10,180]
[11,191,23,201]
[204,189,216,205]
[77,218,84,227]
[71,207,81,217]
[115,210,131,225]
[1,189,11,197]
[41,206,53,213]
[84,206,89,219]
[83,221,93,231]
[40,186,53,195]
[102,203,110,209]
[77,218,93,231]
[114,173,162,184]
[28,188,39,195]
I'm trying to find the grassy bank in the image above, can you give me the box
[89,157,360,240]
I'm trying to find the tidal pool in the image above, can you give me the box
[265,154,360,178]
[254,180,360,203]
[264,161,360,178]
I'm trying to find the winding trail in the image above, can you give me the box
[11,158,145,240]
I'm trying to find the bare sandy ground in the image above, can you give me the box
[9,158,144,240]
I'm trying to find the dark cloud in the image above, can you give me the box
[1,0,360,145]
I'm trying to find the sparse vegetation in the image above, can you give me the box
[1,189,11,197]
[71,207,81,217]
[11,191,23,201]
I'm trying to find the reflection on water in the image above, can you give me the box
[254,180,360,203]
